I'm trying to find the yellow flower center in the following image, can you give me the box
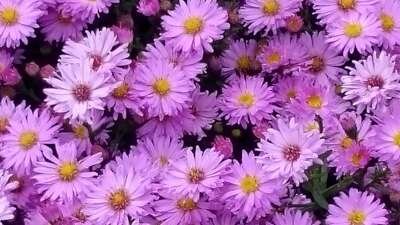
[266,52,281,64]
[263,0,280,16]
[341,136,353,149]
[73,125,88,139]
[380,13,395,32]
[338,0,355,10]
[109,189,129,210]
[350,152,363,167]
[393,131,400,148]
[184,16,203,34]
[306,95,322,109]
[236,55,252,72]
[310,56,325,73]
[344,23,363,38]
[58,162,78,182]
[19,131,38,150]
[0,117,8,133]
[347,210,366,225]
[240,175,259,194]
[177,198,197,212]
[112,82,129,99]
[0,7,19,25]
[152,78,170,96]
[238,91,255,108]
[159,155,169,166]
[188,168,204,183]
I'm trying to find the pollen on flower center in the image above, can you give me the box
[73,125,88,139]
[263,0,280,16]
[287,89,296,100]
[307,95,323,109]
[366,75,384,88]
[236,55,252,72]
[350,152,363,167]
[238,91,255,108]
[177,198,197,212]
[152,78,170,96]
[58,14,72,24]
[73,84,91,102]
[188,168,205,183]
[19,131,38,150]
[341,136,353,149]
[184,16,203,34]
[310,56,325,73]
[338,0,355,10]
[347,210,366,225]
[109,189,129,210]
[283,145,301,161]
[112,82,130,99]
[266,52,281,64]
[159,155,169,166]
[58,162,78,182]
[0,7,19,25]
[0,117,8,133]
[344,23,363,38]
[392,132,400,147]
[380,13,395,32]
[240,175,259,194]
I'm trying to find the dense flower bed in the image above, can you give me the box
[0,0,400,224]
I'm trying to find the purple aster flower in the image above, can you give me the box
[221,39,259,78]
[106,70,143,120]
[161,0,230,52]
[59,0,119,23]
[299,32,346,83]
[377,0,400,49]
[266,209,320,225]
[326,188,388,225]
[60,28,131,77]
[0,97,27,135]
[0,50,17,85]
[33,141,102,202]
[154,192,215,225]
[137,0,160,16]
[313,0,379,24]
[219,76,276,128]
[84,167,155,225]
[332,143,371,176]
[212,135,233,159]
[257,33,308,74]
[222,151,284,221]
[0,108,61,174]
[134,60,194,119]
[0,0,43,48]
[143,40,206,80]
[239,0,302,34]
[341,51,400,113]
[39,7,87,43]
[163,147,230,200]
[256,118,324,185]
[274,76,307,106]
[43,59,114,122]
[325,12,381,57]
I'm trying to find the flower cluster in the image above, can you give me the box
[0,0,399,225]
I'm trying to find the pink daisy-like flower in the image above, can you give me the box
[161,0,230,52]
[39,7,87,43]
[163,147,230,200]
[341,51,400,113]
[0,0,43,48]
[60,28,131,77]
[239,0,302,34]
[0,50,19,86]
[312,0,379,24]
[331,143,371,176]
[212,135,233,159]
[137,0,160,16]
[84,166,155,225]
[274,76,307,106]
[299,32,346,83]
[33,141,102,202]
[0,108,61,173]
[326,188,388,225]
[43,59,114,122]
[222,151,284,221]
[221,39,259,78]
[106,70,143,120]
[325,12,381,57]
[59,0,119,22]
[256,118,324,185]
[257,33,308,74]
[134,60,194,119]
[143,40,206,80]
[377,0,400,49]
[267,209,320,225]
[154,192,215,225]
[219,76,276,128]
